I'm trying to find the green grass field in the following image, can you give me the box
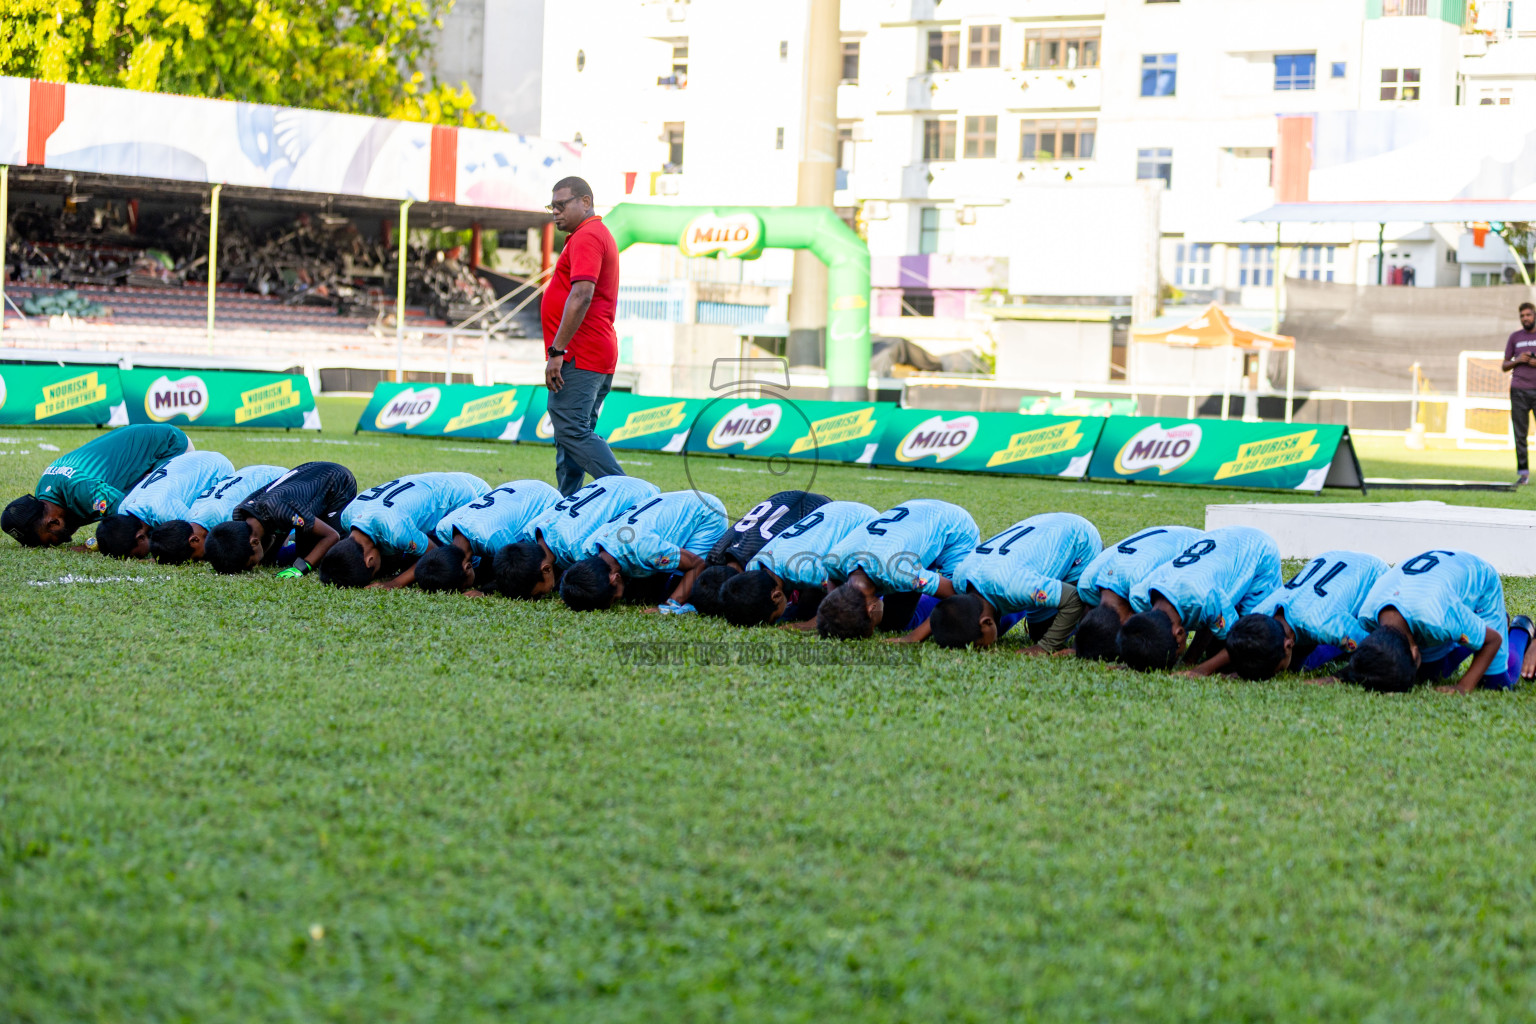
[5,398,1536,1022]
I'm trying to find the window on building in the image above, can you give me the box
[664,123,684,171]
[918,207,944,254]
[1020,119,1097,160]
[963,115,998,158]
[1142,53,1177,97]
[1239,244,1274,287]
[838,126,856,169]
[577,50,586,72]
[1332,61,1347,78]
[1025,27,1101,69]
[775,127,784,150]
[1295,245,1336,282]
[927,30,960,71]
[1380,68,1421,101]
[902,290,936,316]
[968,25,1001,68]
[1382,0,1429,14]
[842,40,860,82]
[1175,244,1213,288]
[1136,147,1173,187]
[923,119,957,161]
[779,40,788,60]
[673,44,688,77]
[1480,88,1514,106]
[1275,54,1316,91]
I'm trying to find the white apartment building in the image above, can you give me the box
[537,1,1534,335]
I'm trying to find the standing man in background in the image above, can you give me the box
[543,176,625,496]
[1503,301,1536,486]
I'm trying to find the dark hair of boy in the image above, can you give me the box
[204,521,257,574]
[929,593,986,649]
[415,545,470,593]
[720,570,783,627]
[1119,610,1181,671]
[690,564,740,616]
[1224,614,1290,681]
[1339,626,1418,692]
[2,495,47,546]
[319,538,374,588]
[817,583,876,640]
[150,521,197,565]
[493,541,548,599]
[560,556,617,612]
[93,514,145,558]
[1073,603,1122,661]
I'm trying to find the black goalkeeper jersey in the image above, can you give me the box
[706,490,830,568]
[233,461,357,548]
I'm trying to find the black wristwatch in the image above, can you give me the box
[547,346,567,360]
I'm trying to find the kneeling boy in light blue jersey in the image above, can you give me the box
[493,475,661,600]
[149,465,289,565]
[413,480,562,594]
[319,472,489,588]
[719,500,879,627]
[93,450,234,558]
[560,489,729,611]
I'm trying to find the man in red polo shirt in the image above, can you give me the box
[542,176,626,495]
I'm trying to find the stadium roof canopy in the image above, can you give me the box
[1242,201,1536,223]
[1,76,580,230]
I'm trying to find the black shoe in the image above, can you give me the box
[1514,615,1535,640]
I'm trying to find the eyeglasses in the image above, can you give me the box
[546,197,582,214]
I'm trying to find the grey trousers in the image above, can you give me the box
[547,365,625,495]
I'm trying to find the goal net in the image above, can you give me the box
[1449,350,1513,449]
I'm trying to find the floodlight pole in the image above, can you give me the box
[0,165,8,335]
[206,183,222,354]
[1285,349,1295,424]
[395,199,414,383]
[1222,343,1232,421]
[1272,222,1282,333]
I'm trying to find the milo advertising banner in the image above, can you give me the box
[0,364,126,426]
[517,386,554,444]
[356,382,527,440]
[122,369,318,429]
[596,391,705,452]
[685,397,897,464]
[873,409,1104,478]
[1087,417,1364,492]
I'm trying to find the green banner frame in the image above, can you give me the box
[685,396,896,464]
[355,382,529,440]
[873,409,1103,478]
[1087,416,1364,492]
[121,368,317,430]
[0,363,125,426]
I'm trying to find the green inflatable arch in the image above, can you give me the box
[603,204,871,392]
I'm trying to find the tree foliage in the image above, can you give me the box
[0,0,500,128]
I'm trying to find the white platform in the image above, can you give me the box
[1204,501,1536,576]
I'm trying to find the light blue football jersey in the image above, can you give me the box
[434,479,561,556]
[587,489,729,577]
[118,451,235,527]
[1358,550,1508,667]
[1076,526,1204,607]
[1250,550,1389,652]
[1129,526,1282,638]
[529,475,661,567]
[184,465,289,529]
[826,498,980,596]
[952,512,1102,618]
[747,501,878,589]
[342,472,489,558]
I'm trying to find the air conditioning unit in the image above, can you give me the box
[863,199,891,220]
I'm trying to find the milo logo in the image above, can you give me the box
[536,412,555,440]
[706,402,782,450]
[895,414,978,463]
[374,386,440,430]
[145,375,209,422]
[1113,422,1202,476]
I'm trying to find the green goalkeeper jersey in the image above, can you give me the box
[34,424,189,523]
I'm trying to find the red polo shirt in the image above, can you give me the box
[542,214,619,374]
